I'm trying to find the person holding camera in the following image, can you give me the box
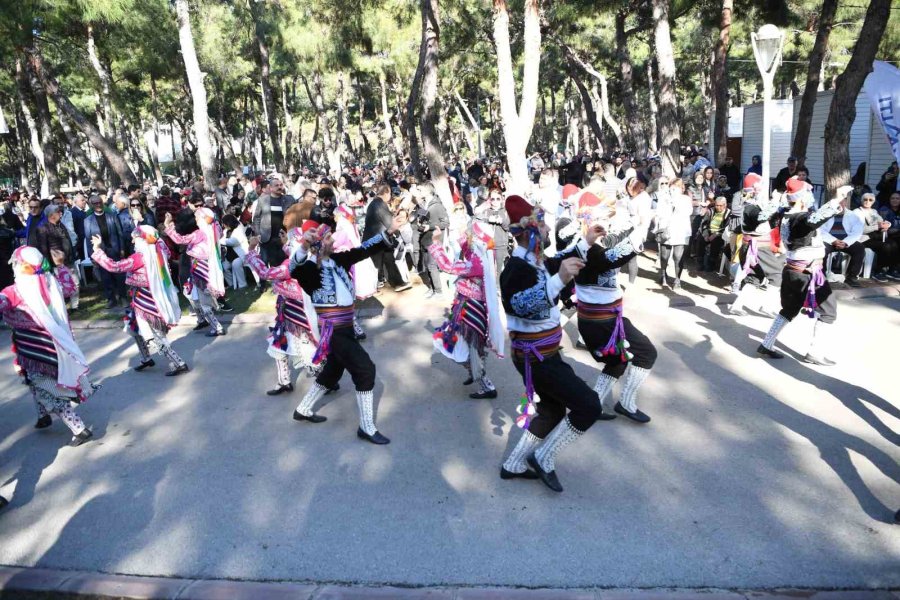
[474,190,510,273]
[415,184,449,299]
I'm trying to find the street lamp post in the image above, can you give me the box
[751,24,784,200]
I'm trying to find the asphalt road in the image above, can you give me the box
[0,287,898,589]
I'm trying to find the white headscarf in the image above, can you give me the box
[11,247,89,390]
[195,207,225,296]
[470,221,506,358]
[133,226,181,326]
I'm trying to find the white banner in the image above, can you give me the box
[864,60,900,190]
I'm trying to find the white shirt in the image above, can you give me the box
[504,245,564,334]
[820,210,864,247]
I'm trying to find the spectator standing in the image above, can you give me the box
[364,183,410,292]
[774,156,799,193]
[876,162,899,207]
[84,194,128,307]
[71,193,88,260]
[415,184,449,298]
[252,175,297,266]
[474,190,510,273]
[654,179,693,289]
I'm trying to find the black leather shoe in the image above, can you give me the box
[34,415,52,429]
[70,429,93,447]
[469,389,498,400]
[293,410,327,423]
[193,320,210,331]
[165,364,190,377]
[135,359,155,372]
[500,467,539,480]
[597,410,617,421]
[267,383,294,396]
[614,402,651,424]
[802,354,836,366]
[526,454,563,492]
[219,301,234,312]
[462,376,474,386]
[325,383,340,395]
[357,428,390,445]
[756,344,784,359]
[845,278,862,288]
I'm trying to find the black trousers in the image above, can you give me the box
[578,316,657,378]
[513,353,603,436]
[865,236,900,270]
[779,268,837,324]
[95,265,127,301]
[315,327,376,392]
[737,241,784,287]
[698,235,726,271]
[262,239,286,268]
[824,242,865,280]
[372,248,405,287]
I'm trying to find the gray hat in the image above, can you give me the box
[43,204,61,218]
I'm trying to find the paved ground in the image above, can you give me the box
[0,260,898,591]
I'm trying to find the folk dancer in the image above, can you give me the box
[570,192,657,423]
[333,203,378,340]
[428,220,506,400]
[757,179,845,365]
[246,227,321,396]
[0,247,98,446]
[499,195,613,493]
[91,225,188,376]
[288,216,406,445]
[164,207,226,337]
[728,173,786,316]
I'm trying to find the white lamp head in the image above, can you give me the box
[752,24,784,76]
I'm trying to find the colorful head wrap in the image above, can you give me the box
[506,195,545,260]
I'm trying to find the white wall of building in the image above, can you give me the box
[741,99,794,177]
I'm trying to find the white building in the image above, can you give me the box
[790,90,894,190]
[740,99,794,180]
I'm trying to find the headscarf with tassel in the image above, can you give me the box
[195,207,225,297]
[133,225,181,327]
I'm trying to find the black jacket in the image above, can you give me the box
[363,197,394,241]
[35,220,74,266]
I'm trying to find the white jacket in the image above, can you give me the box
[820,210,864,247]
[220,224,250,258]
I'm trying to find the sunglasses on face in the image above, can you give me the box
[131,203,141,208]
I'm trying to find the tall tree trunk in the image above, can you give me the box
[492,0,541,193]
[823,0,891,200]
[354,75,371,158]
[148,77,165,185]
[86,25,117,150]
[568,67,604,154]
[57,110,101,186]
[419,0,453,210]
[406,24,427,178]
[792,0,839,160]
[379,70,403,164]
[615,11,645,154]
[302,72,340,177]
[336,71,354,157]
[652,0,682,178]
[15,59,46,195]
[455,91,482,156]
[22,57,60,193]
[25,48,137,186]
[454,102,476,154]
[282,81,293,165]
[709,0,733,165]
[248,0,283,173]
[646,56,660,152]
[174,0,216,189]
[211,122,242,175]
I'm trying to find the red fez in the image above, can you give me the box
[562,184,580,200]
[743,173,762,191]
[505,194,533,224]
[301,220,319,233]
[578,192,602,209]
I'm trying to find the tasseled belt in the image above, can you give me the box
[509,326,562,430]
[577,299,632,363]
[787,258,824,318]
[310,305,355,365]
[270,296,314,351]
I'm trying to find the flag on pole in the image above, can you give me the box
[864,60,900,190]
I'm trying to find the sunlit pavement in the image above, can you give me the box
[0,258,898,592]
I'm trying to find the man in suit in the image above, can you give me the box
[84,194,127,308]
[70,193,88,260]
[364,183,410,292]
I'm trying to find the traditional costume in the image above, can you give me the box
[499,195,612,493]
[0,247,97,446]
[164,207,225,337]
[246,226,321,396]
[728,173,786,316]
[333,203,378,340]
[92,225,188,376]
[288,224,398,445]
[571,192,657,423]
[758,180,845,365]
[429,220,506,400]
